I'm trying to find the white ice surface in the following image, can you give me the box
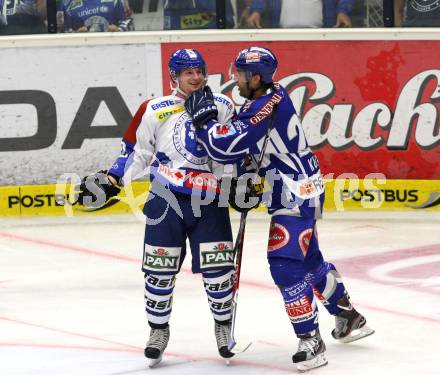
[0,211,439,375]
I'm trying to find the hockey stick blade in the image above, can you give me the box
[229,340,252,354]
[227,296,252,354]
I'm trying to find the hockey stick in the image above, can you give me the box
[228,101,279,353]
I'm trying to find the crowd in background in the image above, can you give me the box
[1,0,439,35]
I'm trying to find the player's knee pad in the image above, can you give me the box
[305,261,336,285]
[144,272,176,325]
[268,257,306,287]
[202,269,234,322]
[306,262,346,314]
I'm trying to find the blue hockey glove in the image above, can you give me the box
[184,86,218,128]
[77,170,120,208]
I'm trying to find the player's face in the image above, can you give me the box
[234,69,254,99]
[178,68,205,95]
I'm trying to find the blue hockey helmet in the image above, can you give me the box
[168,49,207,81]
[232,46,278,84]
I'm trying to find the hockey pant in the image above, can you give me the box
[141,189,234,328]
[267,215,348,335]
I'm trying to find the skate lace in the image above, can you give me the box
[147,327,170,351]
[335,316,347,334]
[214,322,229,349]
[298,336,319,355]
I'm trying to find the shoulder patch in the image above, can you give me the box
[213,123,236,138]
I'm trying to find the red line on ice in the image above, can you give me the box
[0,230,273,290]
[1,230,439,324]
[0,319,294,373]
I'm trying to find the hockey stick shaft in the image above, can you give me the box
[228,102,279,352]
[228,209,248,352]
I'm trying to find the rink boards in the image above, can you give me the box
[1,179,439,217]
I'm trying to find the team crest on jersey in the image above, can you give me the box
[173,113,209,165]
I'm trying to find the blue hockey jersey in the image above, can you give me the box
[196,83,325,218]
[61,0,132,32]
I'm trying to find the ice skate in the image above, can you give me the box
[292,328,327,372]
[332,295,375,343]
[144,326,170,368]
[215,320,235,364]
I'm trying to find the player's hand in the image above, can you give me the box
[228,177,262,213]
[185,86,218,128]
[246,11,262,28]
[335,13,352,28]
[77,170,121,208]
[108,24,119,32]
[76,26,88,32]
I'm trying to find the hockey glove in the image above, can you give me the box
[77,170,121,208]
[228,177,263,213]
[184,86,218,128]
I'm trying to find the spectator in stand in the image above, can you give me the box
[394,0,440,27]
[163,0,234,30]
[0,0,6,29]
[243,0,354,28]
[0,0,46,35]
[59,0,134,32]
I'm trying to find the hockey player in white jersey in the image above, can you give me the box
[77,49,237,367]
[185,46,374,372]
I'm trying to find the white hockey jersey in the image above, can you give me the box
[109,92,235,196]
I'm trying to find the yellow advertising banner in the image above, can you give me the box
[325,179,440,211]
[0,179,439,217]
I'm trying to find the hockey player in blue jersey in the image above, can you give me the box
[185,46,374,372]
[60,0,133,32]
[77,49,237,367]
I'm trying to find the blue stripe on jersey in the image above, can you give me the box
[145,284,174,296]
[145,308,172,317]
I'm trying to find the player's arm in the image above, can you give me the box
[186,88,270,163]
[121,106,157,185]
[77,100,153,207]
[62,6,74,32]
[112,0,133,31]
[107,100,150,185]
[394,0,405,27]
[197,114,263,162]
[335,0,355,27]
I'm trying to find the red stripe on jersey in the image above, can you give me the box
[123,100,150,144]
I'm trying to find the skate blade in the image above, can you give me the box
[339,326,375,344]
[296,353,328,373]
[147,355,163,368]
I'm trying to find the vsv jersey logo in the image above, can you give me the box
[173,113,208,165]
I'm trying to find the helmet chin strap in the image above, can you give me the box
[170,80,189,98]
